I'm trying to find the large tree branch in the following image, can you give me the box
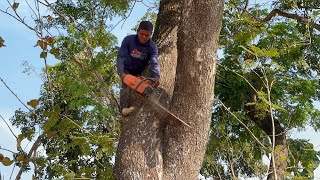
[262,9,320,31]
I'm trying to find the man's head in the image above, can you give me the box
[137,21,153,44]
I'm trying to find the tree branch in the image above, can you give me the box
[0,77,33,112]
[15,134,43,180]
[0,114,18,139]
[261,9,320,31]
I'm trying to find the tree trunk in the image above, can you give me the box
[114,0,224,179]
[163,0,224,179]
[246,93,288,180]
[113,1,181,179]
[153,0,181,96]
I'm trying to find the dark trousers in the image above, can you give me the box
[119,82,132,109]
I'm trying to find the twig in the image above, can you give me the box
[3,0,42,38]
[62,115,93,137]
[121,0,137,28]
[0,147,16,154]
[0,77,33,112]
[9,164,15,180]
[0,114,17,139]
[217,98,267,149]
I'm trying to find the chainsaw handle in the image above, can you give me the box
[133,77,155,92]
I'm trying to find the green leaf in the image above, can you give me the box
[261,48,279,57]
[0,37,6,47]
[35,40,47,50]
[12,3,19,11]
[43,112,60,132]
[64,172,75,180]
[2,157,14,166]
[239,45,255,56]
[49,48,60,59]
[27,99,39,108]
[16,154,25,162]
[40,51,47,59]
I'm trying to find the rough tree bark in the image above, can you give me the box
[153,0,181,95]
[162,0,224,179]
[114,0,224,179]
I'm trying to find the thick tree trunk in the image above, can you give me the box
[153,0,181,96]
[113,1,180,179]
[267,133,288,180]
[114,0,224,179]
[246,94,288,180]
[163,0,224,179]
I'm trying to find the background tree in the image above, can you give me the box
[202,0,320,179]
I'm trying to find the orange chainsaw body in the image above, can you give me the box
[123,74,153,96]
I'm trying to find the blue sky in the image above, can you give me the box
[1,0,320,179]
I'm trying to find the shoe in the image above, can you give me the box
[122,107,135,116]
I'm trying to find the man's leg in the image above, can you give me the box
[120,82,135,116]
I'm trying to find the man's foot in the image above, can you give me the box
[122,107,135,116]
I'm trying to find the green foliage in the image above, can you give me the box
[204,0,320,178]
[5,0,136,178]
[287,139,320,179]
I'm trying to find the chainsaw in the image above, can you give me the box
[123,74,191,128]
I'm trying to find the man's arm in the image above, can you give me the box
[117,37,129,79]
[149,43,160,79]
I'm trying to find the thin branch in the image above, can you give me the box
[121,0,137,28]
[42,0,82,31]
[22,61,44,82]
[3,0,42,38]
[62,115,94,137]
[25,0,38,21]
[0,147,16,154]
[9,164,15,180]
[261,9,320,31]
[217,98,267,149]
[0,114,18,139]
[0,77,33,112]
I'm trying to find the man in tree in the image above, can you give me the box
[117,20,160,116]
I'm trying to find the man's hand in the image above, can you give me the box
[120,73,127,80]
[152,78,160,88]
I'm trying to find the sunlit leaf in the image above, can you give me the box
[27,99,39,108]
[49,48,60,59]
[2,157,14,166]
[35,40,47,50]
[43,112,60,132]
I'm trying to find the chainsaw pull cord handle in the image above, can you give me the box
[127,77,155,107]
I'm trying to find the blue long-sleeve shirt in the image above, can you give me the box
[117,35,160,79]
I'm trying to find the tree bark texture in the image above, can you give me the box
[153,0,181,96]
[114,0,224,179]
[163,0,224,179]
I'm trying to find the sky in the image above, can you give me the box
[0,0,320,180]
